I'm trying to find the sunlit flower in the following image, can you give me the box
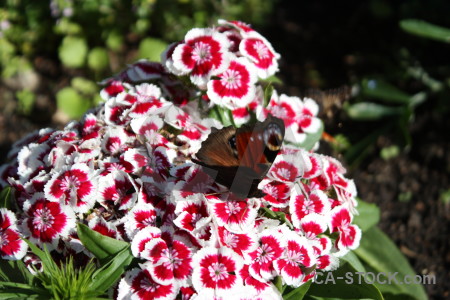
[330,206,361,252]
[21,193,75,250]
[274,231,316,287]
[207,57,257,109]
[0,208,27,260]
[142,238,193,285]
[44,163,97,213]
[239,35,280,79]
[117,267,178,300]
[192,247,244,295]
[247,230,284,282]
[169,28,231,89]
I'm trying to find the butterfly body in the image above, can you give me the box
[192,115,285,198]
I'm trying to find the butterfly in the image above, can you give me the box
[192,114,285,198]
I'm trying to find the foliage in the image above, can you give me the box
[0,0,277,119]
[343,17,450,165]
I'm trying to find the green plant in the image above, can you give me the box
[342,19,450,165]
[0,0,277,120]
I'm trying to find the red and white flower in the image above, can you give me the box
[142,238,193,285]
[0,208,27,260]
[98,172,137,211]
[0,19,363,297]
[124,202,157,239]
[169,28,231,89]
[174,198,211,233]
[290,188,330,227]
[239,264,281,298]
[330,206,361,253]
[23,254,43,275]
[117,267,178,300]
[88,216,119,239]
[130,226,162,258]
[101,127,131,156]
[274,231,316,287]
[266,151,310,183]
[210,196,259,232]
[247,230,284,282]
[100,80,125,100]
[296,98,321,135]
[217,225,257,258]
[21,193,75,250]
[239,35,279,79]
[172,165,217,201]
[260,180,291,208]
[44,163,97,213]
[192,247,244,295]
[265,93,322,144]
[130,115,165,145]
[128,83,170,118]
[206,57,257,109]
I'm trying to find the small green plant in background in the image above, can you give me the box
[0,0,277,120]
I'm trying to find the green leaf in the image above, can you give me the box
[0,281,48,297]
[380,145,400,161]
[345,102,403,120]
[355,227,427,300]
[400,19,450,43]
[87,47,109,71]
[89,246,134,293]
[308,261,384,300]
[106,30,124,52]
[263,83,274,107]
[56,87,91,120]
[138,37,168,62]
[0,259,33,284]
[0,38,15,66]
[208,106,233,127]
[295,121,324,151]
[58,36,88,68]
[261,207,294,229]
[71,77,98,95]
[22,240,58,276]
[54,19,83,35]
[283,280,312,300]
[77,223,129,263]
[2,57,32,79]
[344,124,391,165]
[353,198,380,232]
[340,251,366,273]
[16,89,35,115]
[0,187,13,210]
[260,75,283,85]
[360,79,412,105]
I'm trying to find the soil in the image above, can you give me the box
[0,2,448,299]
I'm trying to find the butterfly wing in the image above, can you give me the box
[235,115,285,177]
[194,126,238,167]
[193,115,285,198]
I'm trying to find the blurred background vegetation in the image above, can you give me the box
[0,0,449,298]
[0,0,276,120]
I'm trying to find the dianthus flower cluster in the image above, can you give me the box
[0,20,361,299]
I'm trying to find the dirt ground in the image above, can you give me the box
[262,3,450,299]
[0,2,449,299]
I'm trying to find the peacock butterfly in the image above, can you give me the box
[192,114,285,198]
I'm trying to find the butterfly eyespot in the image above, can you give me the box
[228,136,239,157]
[264,123,283,151]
